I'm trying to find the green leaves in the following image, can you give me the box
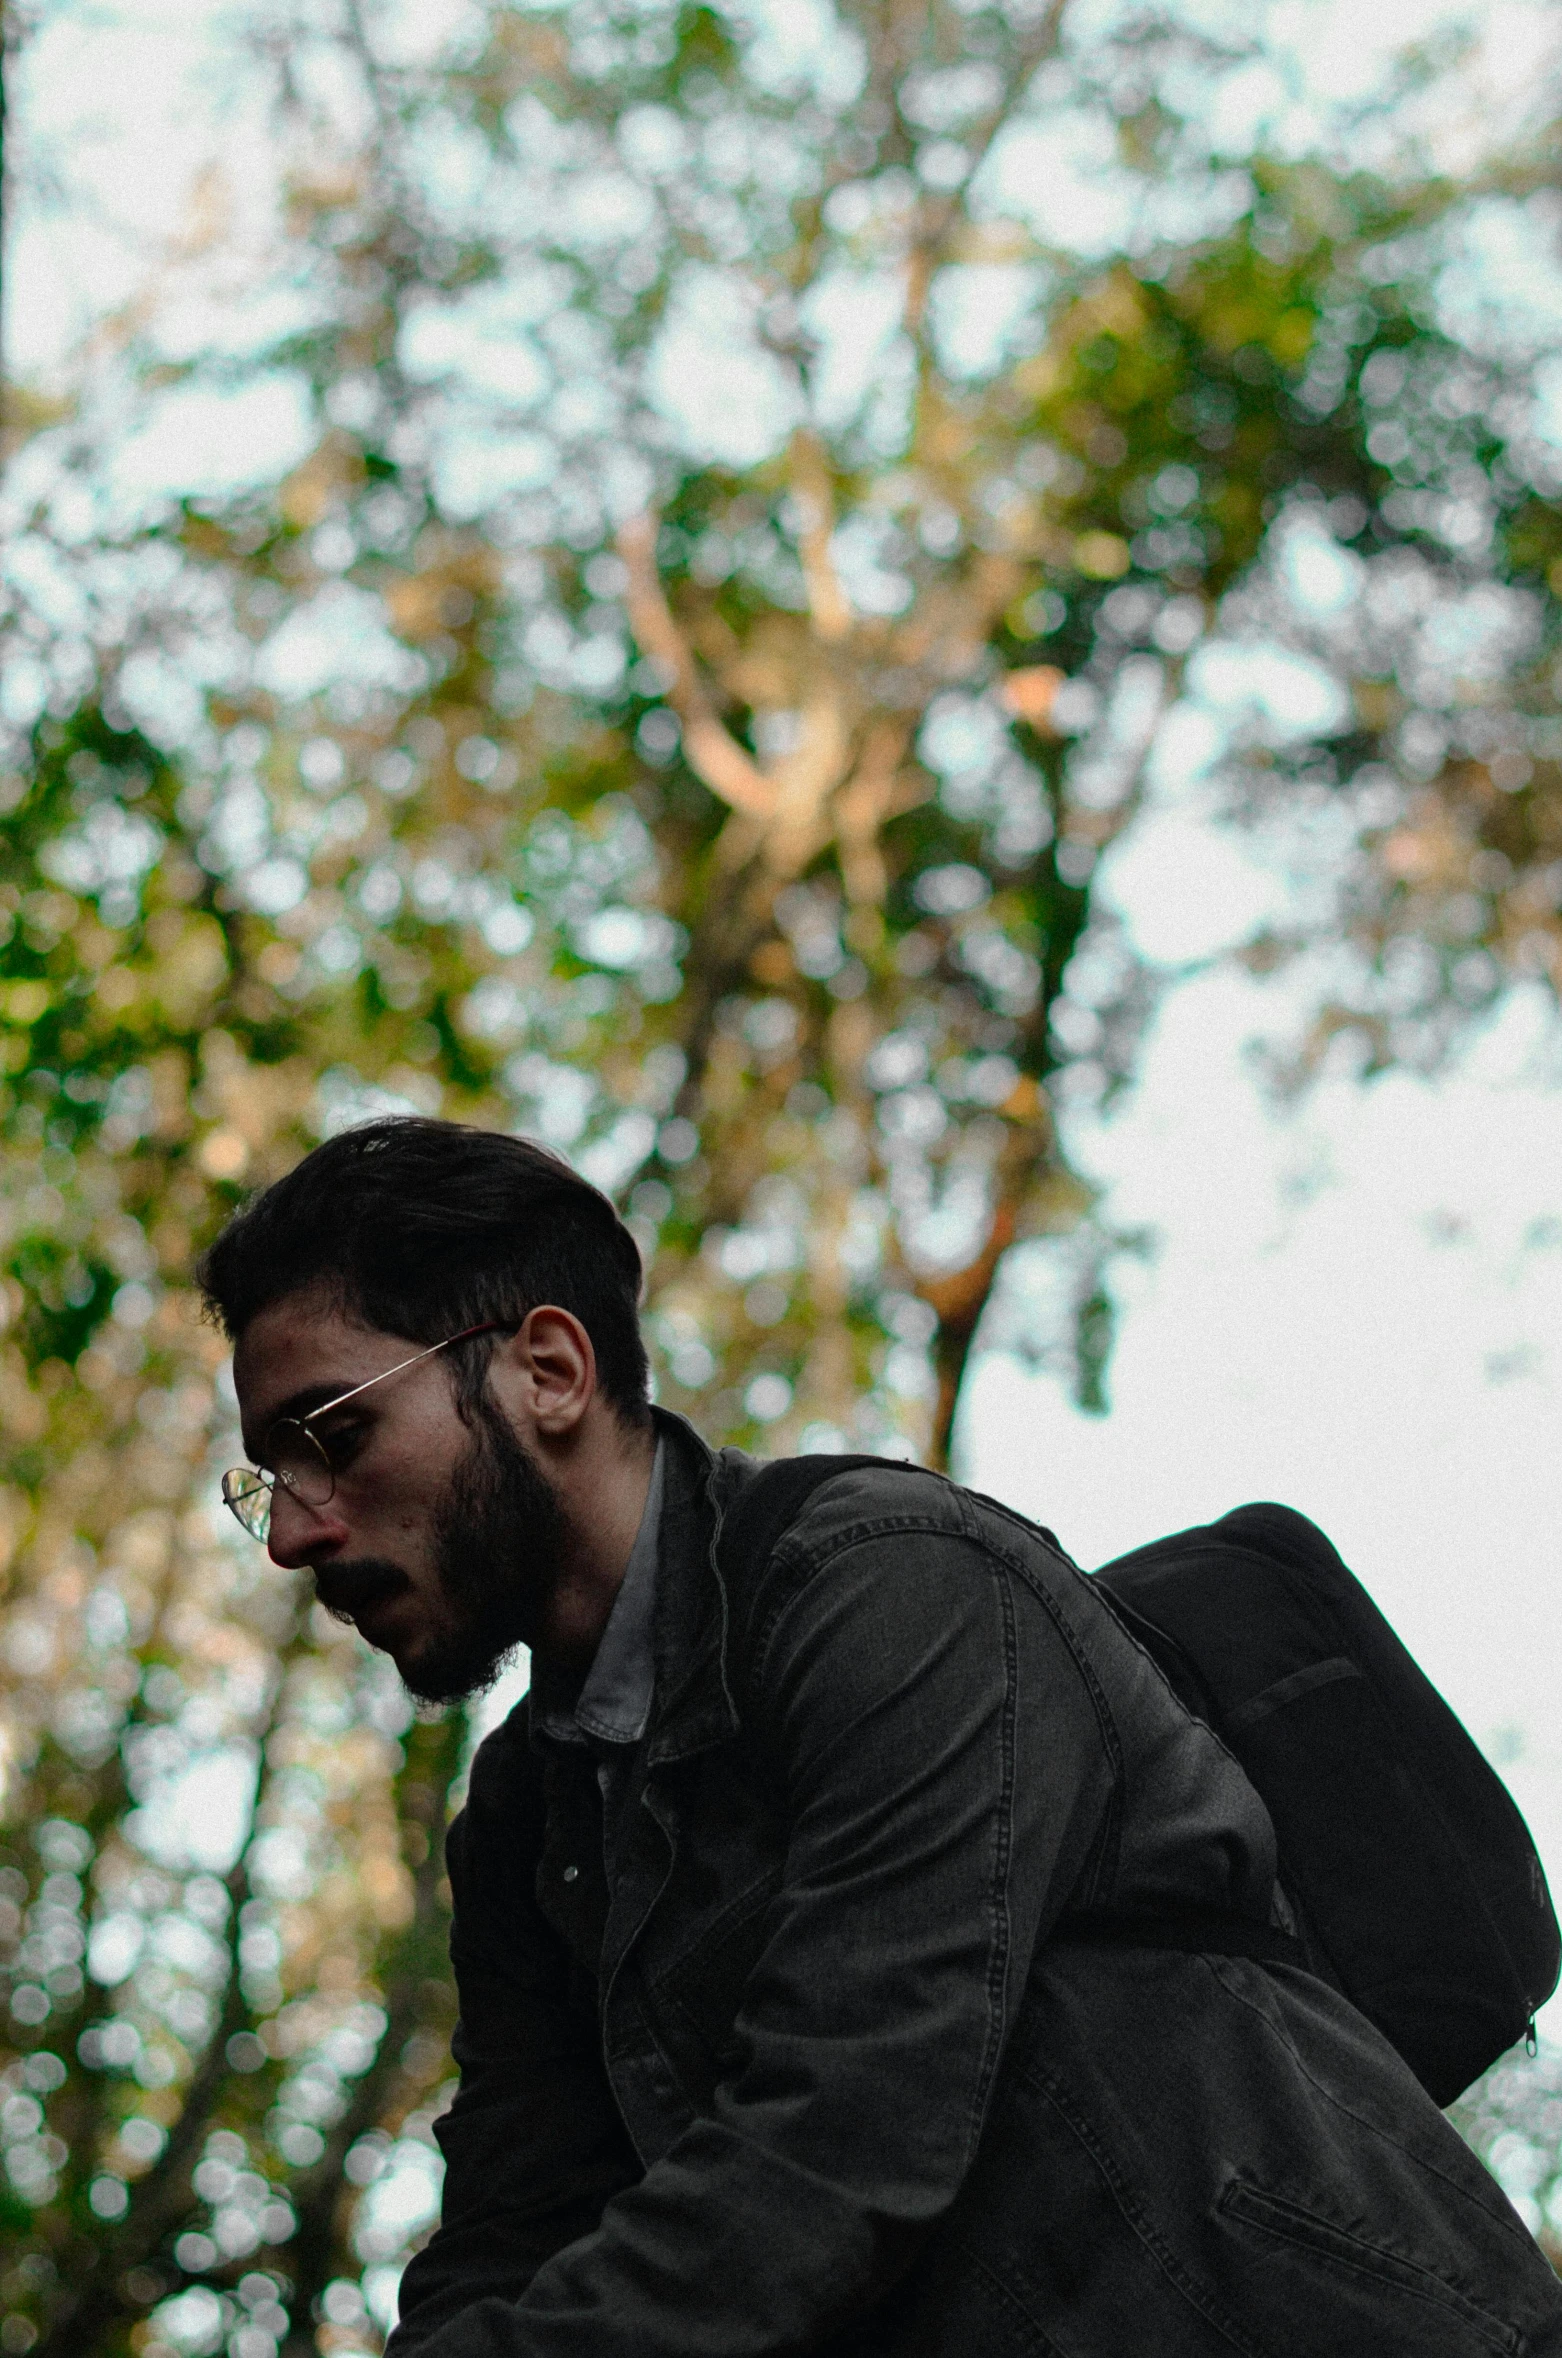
[3,6,1560,2346]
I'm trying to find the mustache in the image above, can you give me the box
[311,1558,406,1622]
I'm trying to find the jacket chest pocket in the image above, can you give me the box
[642,1753,780,2046]
[643,1864,783,2091]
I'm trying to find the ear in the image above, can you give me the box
[505,1305,597,1438]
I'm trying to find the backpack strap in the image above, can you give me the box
[1053,1910,1309,1973]
[714,1455,901,1590]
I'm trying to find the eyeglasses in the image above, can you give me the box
[221,1323,499,1543]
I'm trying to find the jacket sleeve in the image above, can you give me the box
[395,1498,1117,2355]
[388,1713,639,2353]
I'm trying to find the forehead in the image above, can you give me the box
[231,1292,418,1432]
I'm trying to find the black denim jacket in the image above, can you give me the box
[389,1415,1562,2357]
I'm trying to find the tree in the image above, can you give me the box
[1,7,1558,2354]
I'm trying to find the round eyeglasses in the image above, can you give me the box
[221,1323,499,1544]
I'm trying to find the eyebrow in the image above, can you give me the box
[240,1380,378,1462]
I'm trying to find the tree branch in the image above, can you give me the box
[618,515,778,818]
[834,717,917,910]
[787,430,852,644]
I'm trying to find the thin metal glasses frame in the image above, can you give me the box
[220,1322,499,1543]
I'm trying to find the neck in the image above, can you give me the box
[534,1412,657,1673]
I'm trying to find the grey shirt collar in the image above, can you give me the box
[533,1437,664,1747]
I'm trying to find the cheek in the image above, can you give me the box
[338,1461,436,1553]
[349,1435,461,1554]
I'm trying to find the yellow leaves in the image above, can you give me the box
[147,1048,195,1142]
[2,980,50,1025]
[487,14,571,78]
[704,1032,749,1118]
[949,217,1034,266]
[180,515,236,562]
[198,1034,314,1167]
[384,573,456,640]
[1268,307,1316,366]
[277,433,366,530]
[1354,679,1401,732]
[1028,1165,1097,1234]
[197,1130,250,1182]
[94,967,139,1016]
[825,997,875,1081]
[0,1346,48,1447]
[1066,268,1150,348]
[360,1848,415,1929]
[73,916,124,972]
[1381,830,1437,882]
[383,539,501,642]
[1197,293,1270,359]
[282,162,368,238]
[255,940,301,987]
[0,1484,25,1581]
[1381,805,1468,888]
[0,380,74,454]
[110,1508,176,1581]
[23,889,76,940]
[1011,350,1062,403]
[998,1073,1046,1123]
[145,911,228,1027]
[1000,666,1066,730]
[749,940,795,987]
[1073,531,1130,580]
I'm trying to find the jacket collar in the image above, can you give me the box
[643,1406,753,1765]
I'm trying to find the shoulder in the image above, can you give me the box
[717,1454,963,1577]
[716,1457,1053,1646]
[717,1454,1126,1665]
[448,1696,544,1904]
[726,1454,1077,1572]
[779,1458,969,1550]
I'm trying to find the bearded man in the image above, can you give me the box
[203,1116,1562,2357]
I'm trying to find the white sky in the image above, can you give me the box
[12,0,1562,2035]
[965,964,1562,2031]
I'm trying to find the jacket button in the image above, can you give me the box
[562,1864,579,1884]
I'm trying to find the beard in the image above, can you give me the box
[405,1397,567,1705]
[309,1386,573,1707]
[313,1399,567,1708]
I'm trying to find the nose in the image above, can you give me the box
[266,1482,350,1571]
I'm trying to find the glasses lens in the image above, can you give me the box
[222,1468,272,1542]
[267,1422,335,1508]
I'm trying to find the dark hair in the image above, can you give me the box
[197,1118,650,1426]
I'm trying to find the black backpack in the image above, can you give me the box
[716,1465,1559,2108]
[1093,1500,1559,2105]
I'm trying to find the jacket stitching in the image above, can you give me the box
[969,1566,1018,2165]
[749,1512,1122,1772]
[1021,2060,1279,2358]
[644,1865,781,1996]
[735,1518,1028,2167]
[1218,2178,1523,2355]
[747,1512,1126,1901]
[961,2248,1073,2355]
[1205,1957,1541,2257]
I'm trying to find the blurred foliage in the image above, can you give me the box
[0,3,1560,2354]
[1450,2044,1562,2274]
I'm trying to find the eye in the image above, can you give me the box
[311,1414,370,1471]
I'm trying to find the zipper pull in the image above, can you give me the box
[1526,2017,1539,2059]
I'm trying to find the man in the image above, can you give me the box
[204,1116,1562,2355]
